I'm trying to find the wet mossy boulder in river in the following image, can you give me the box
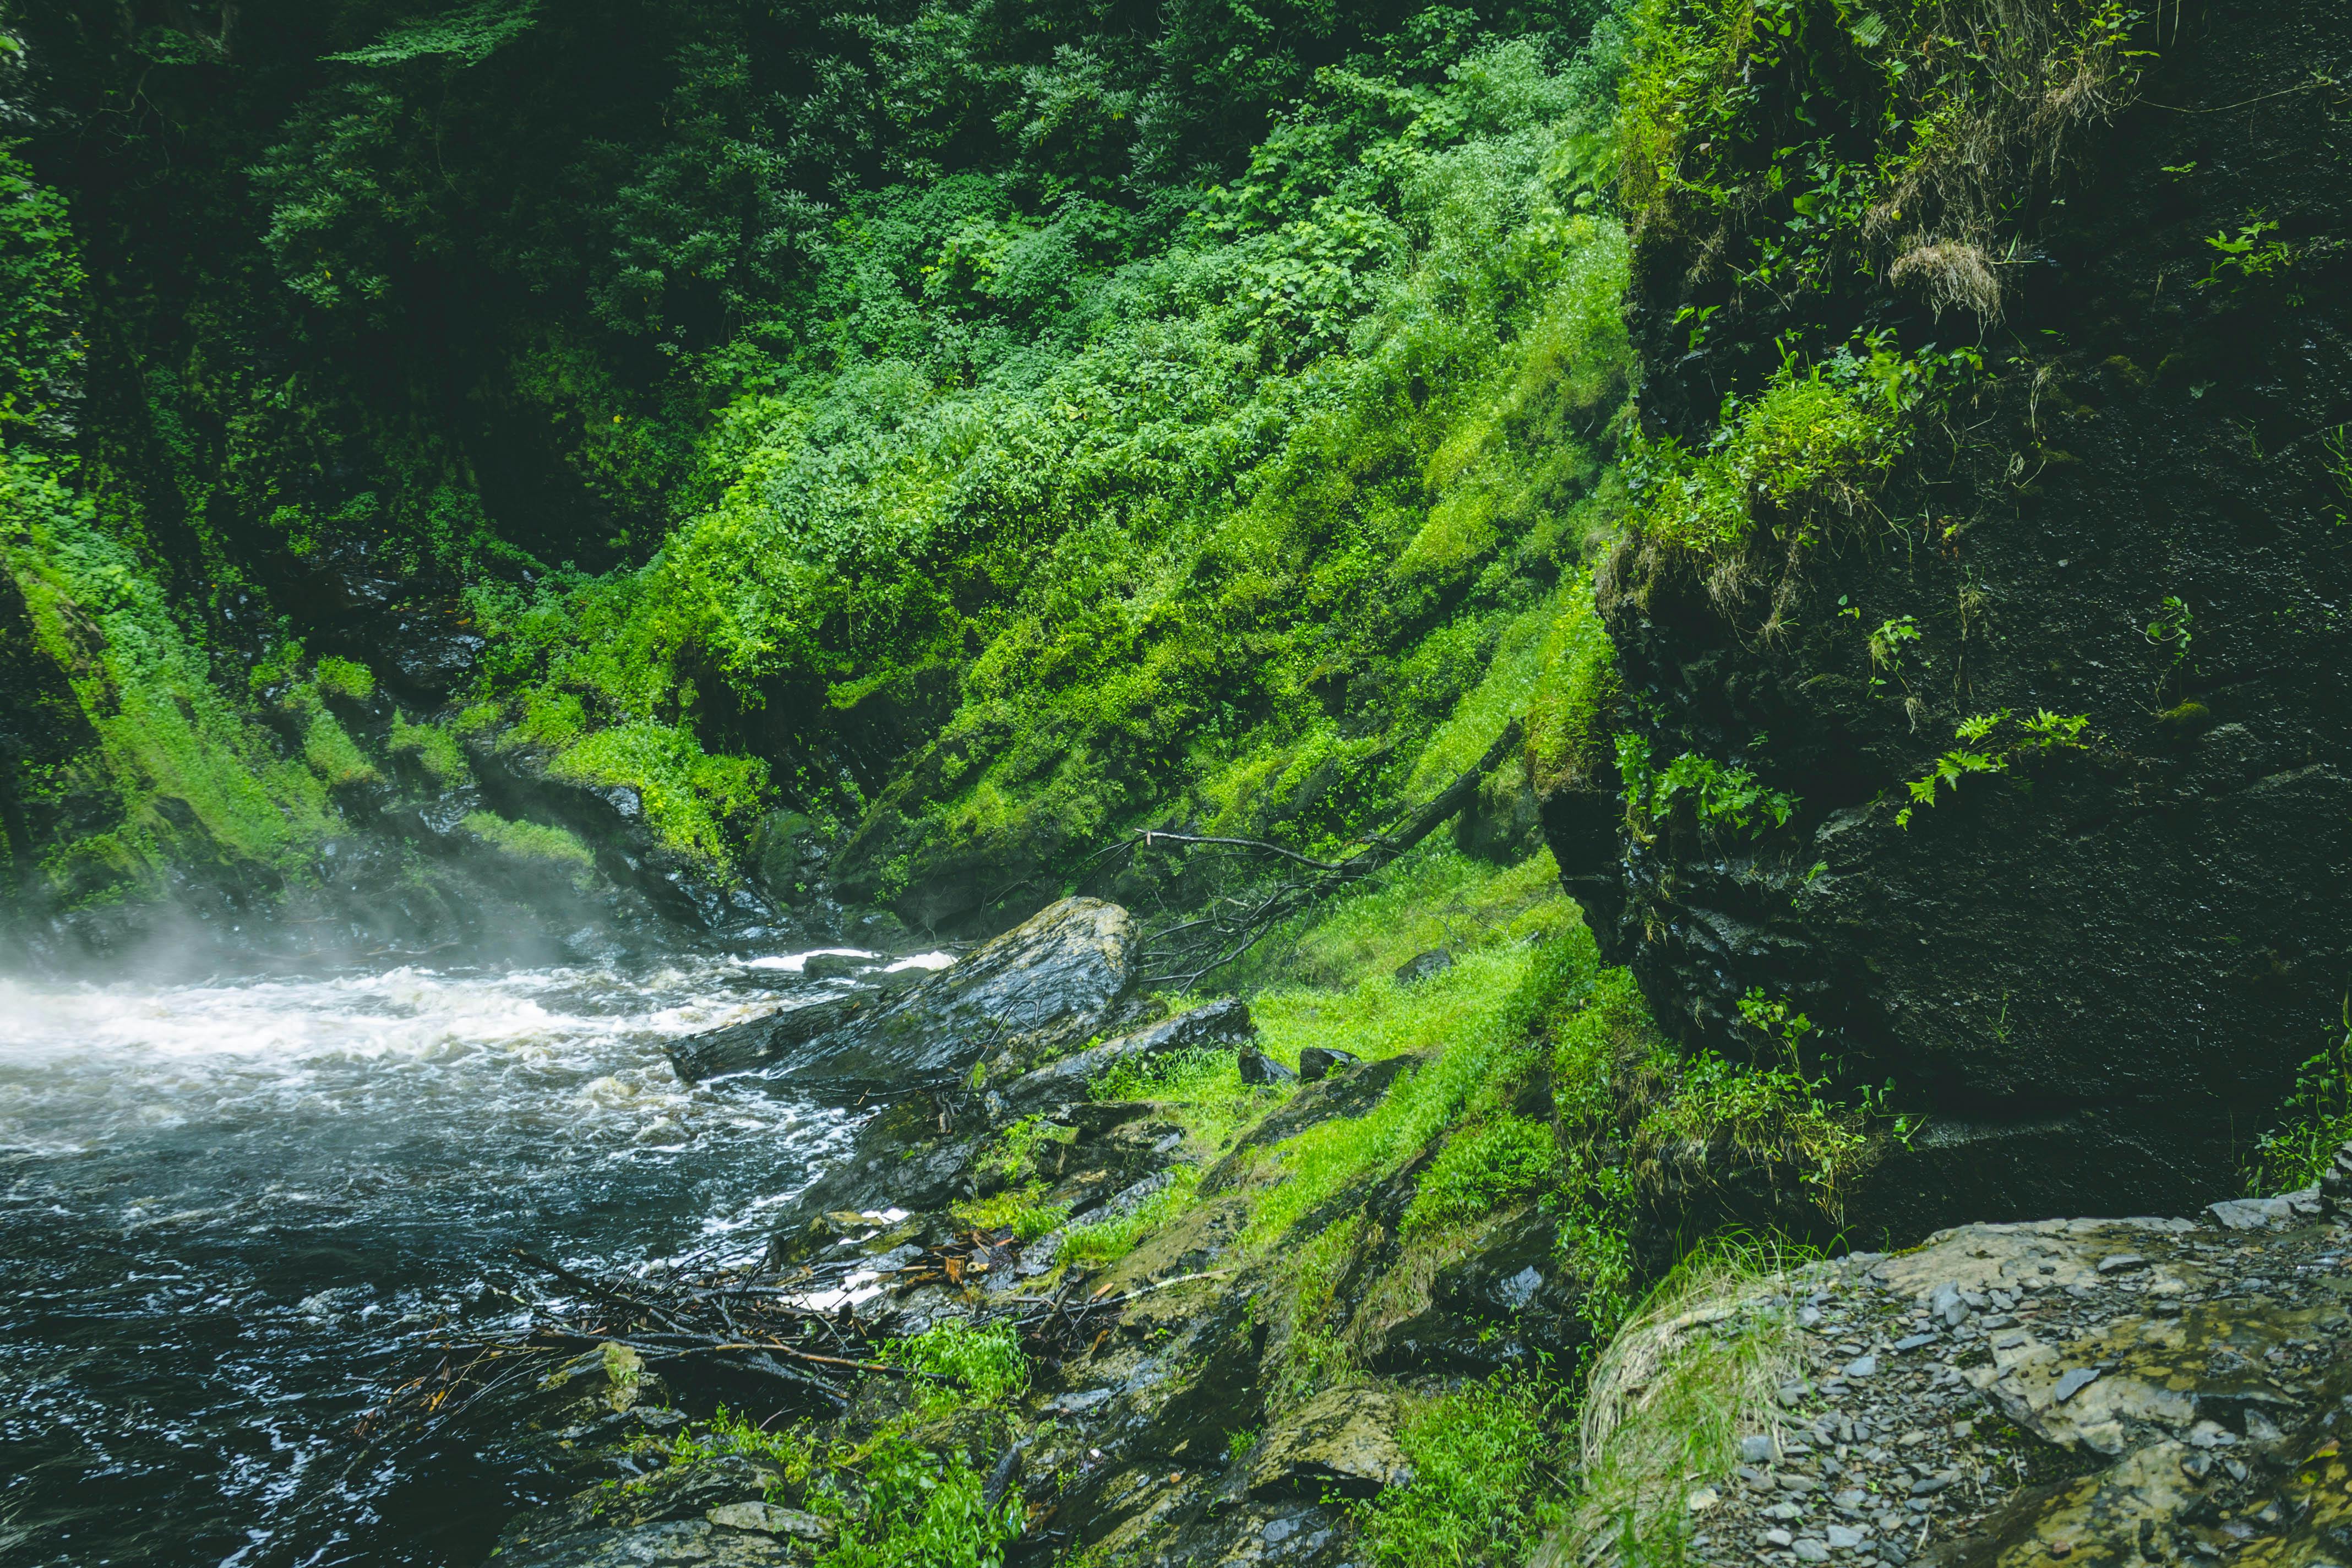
[667,897,1136,1092]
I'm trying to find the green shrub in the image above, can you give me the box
[814,1432,1021,1568]
[312,656,377,701]
[1402,1115,1558,1238]
[885,1321,1029,1410]
[1355,1375,1569,1568]
[2246,1001,2352,1194]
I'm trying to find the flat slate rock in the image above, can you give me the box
[667,897,1135,1092]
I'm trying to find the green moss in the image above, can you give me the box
[1622,344,1937,563]
[387,710,471,783]
[546,720,766,870]
[459,810,596,872]
[303,710,381,786]
[312,655,376,701]
[1060,1167,1199,1270]
[953,1184,1070,1244]
[1354,1375,1569,1568]
[0,454,338,897]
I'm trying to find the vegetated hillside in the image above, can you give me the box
[1547,0,2352,1233]
[0,0,1637,959]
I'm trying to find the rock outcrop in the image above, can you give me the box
[1553,0,2352,1233]
[667,897,1136,1093]
[1629,1193,2352,1568]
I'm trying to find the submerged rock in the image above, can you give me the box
[667,897,1135,1091]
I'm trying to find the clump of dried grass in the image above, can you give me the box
[1868,0,2149,247]
[1558,1236,1814,1567]
[1890,238,2003,322]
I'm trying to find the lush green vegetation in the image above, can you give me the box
[1357,1374,1570,1566]
[2246,1000,2352,1195]
[1,0,1642,914]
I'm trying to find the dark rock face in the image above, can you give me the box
[1561,0,2352,1236]
[1393,949,1454,986]
[1297,1046,1359,1082]
[667,897,1135,1093]
[1235,1047,1298,1086]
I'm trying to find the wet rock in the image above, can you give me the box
[991,999,1255,1116]
[665,993,872,1085]
[494,1455,788,1565]
[1393,949,1454,986]
[1248,1387,1413,1500]
[1297,1046,1359,1082]
[1363,1206,1591,1374]
[493,1517,810,1567]
[1237,1047,1297,1086]
[703,1503,830,1542]
[669,897,1135,1091]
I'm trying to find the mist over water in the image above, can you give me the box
[0,954,888,1568]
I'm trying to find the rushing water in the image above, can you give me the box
[0,950,929,1568]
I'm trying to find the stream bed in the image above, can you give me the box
[0,951,910,1568]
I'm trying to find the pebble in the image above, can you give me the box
[2051,1366,2101,1402]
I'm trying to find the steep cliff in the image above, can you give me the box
[1549,0,2352,1233]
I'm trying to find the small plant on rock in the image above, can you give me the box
[2245,997,2352,1195]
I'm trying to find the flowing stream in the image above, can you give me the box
[0,950,924,1568]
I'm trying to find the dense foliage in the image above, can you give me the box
[0,0,1636,913]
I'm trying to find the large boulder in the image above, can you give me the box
[668,897,1137,1094]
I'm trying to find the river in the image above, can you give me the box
[0,949,932,1567]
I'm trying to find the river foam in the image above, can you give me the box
[0,951,870,1568]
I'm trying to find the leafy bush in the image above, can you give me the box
[2246,1001,2352,1194]
[1355,1375,1569,1567]
[885,1320,1029,1410]
[815,1432,1021,1568]
[1402,1115,1559,1238]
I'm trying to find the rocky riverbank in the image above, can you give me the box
[464,894,2351,1568]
